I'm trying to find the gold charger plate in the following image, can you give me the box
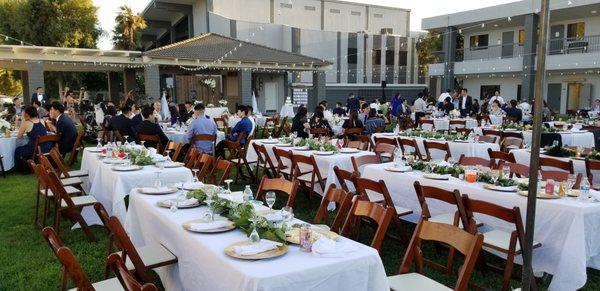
[517,190,561,199]
[157,199,200,208]
[285,227,340,244]
[224,241,288,260]
[182,219,236,233]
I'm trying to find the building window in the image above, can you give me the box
[373,13,383,18]
[351,11,361,16]
[373,49,382,65]
[469,34,489,50]
[304,5,316,11]
[385,50,394,66]
[518,29,526,45]
[567,22,585,39]
[280,3,292,8]
[347,48,357,64]
[398,51,407,66]
[380,28,393,34]
[330,8,341,14]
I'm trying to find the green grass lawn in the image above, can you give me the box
[1,155,599,290]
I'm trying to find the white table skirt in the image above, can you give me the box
[362,163,600,291]
[280,104,296,118]
[421,118,478,131]
[246,139,375,194]
[204,107,228,118]
[79,148,193,225]
[165,131,225,145]
[125,189,389,291]
[371,133,500,160]
[0,137,17,170]
[473,128,596,148]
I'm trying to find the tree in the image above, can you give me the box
[112,5,147,50]
[0,70,22,96]
[415,32,443,80]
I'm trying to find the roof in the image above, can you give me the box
[144,33,331,68]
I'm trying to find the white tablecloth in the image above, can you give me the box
[0,137,17,170]
[125,189,388,291]
[280,104,296,118]
[165,130,225,145]
[523,131,595,148]
[372,133,500,160]
[204,107,229,118]
[79,148,193,225]
[421,118,478,131]
[246,139,375,193]
[362,163,600,291]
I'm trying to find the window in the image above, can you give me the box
[380,28,393,34]
[373,13,383,18]
[567,22,585,39]
[373,49,382,65]
[469,34,489,50]
[330,8,341,14]
[398,51,407,66]
[351,11,361,16]
[480,85,500,99]
[385,50,394,66]
[518,29,526,45]
[304,5,315,11]
[280,3,292,8]
[347,48,357,64]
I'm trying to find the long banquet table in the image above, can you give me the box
[511,148,600,185]
[165,130,226,145]
[125,189,389,291]
[79,148,193,225]
[361,162,600,291]
[0,136,17,170]
[472,127,596,148]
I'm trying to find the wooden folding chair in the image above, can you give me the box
[539,157,574,173]
[387,220,484,291]
[206,157,232,186]
[51,245,123,291]
[374,142,397,162]
[214,117,229,134]
[343,127,364,138]
[351,155,381,175]
[48,148,88,178]
[540,171,582,188]
[227,140,256,182]
[423,140,451,161]
[353,135,375,151]
[501,137,523,152]
[585,157,600,187]
[456,127,472,136]
[138,134,164,152]
[252,143,279,179]
[108,216,177,284]
[272,116,289,138]
[273,147,295,179]
[340,199,394,252]
[190,134,216,156]
[418,118,434,130]
[482,129,502,143]
[345,140,368,150]
[291,153,326,207]
[65,131,85,166]
[41,227,71,291]
[183,147,198,169]
[193,153,213,181]
[261,115,279,138]
[163,141,183,162]
[398,138,424,160]
[93,202,116,279]
[373,136,397,146]
[39,154,84,189]
[487,149,516,169]
[501,131,524,141]
[333,165,357,194]
[463,196,540,291]
[313,184,354,234]
[310,127,329,138]
[449,119,466,130]
[458,154,493,168]
[477,135,497,143]
[108,254,158,291]
[256,176,300,207]
[33,134,60,161]
[504,162,530,178]
[113,131,125,143]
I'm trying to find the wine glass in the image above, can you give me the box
[281,206,294,231]
[96,137,102,148]
[192,169,199,183]
[154,171,162,188]
[265,191,276,211]
[164,150,172,163]
[248,214,261,243]
[224,179,233,194]
[566,174,577,196]
[124,136,129,146]
[204,194,215,221]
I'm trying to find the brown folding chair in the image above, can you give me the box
[226,139,256,182]
[423,140,451,161]
[108,254,158,291]
[500,137,523,151]
[41,227,71,291]
[108,216,177,284]
[345,140,368,150]
[291,153,326,207]
[310,127,329,138]
[387,220,484,291]
[477,135,497,143]
[540,171,582,188]
[340,199,394,252]
[463,196,540,291]
[501,131,524,141]
[585,158,600,187]
[53,246,123,291]
[33,134,60,160]
[449,119,466,129]
[273,147,296,179]
[183,147,198,169]
[214,117,229,133]
[206,157,233,186]
[256,176,300,207]
[163,141,183,162]
[138,134,164,152]
[261,115,279,138]
[351,155,381,175]
[373,136,397,146]
[353,135,375,151]
[487,149,516,169]
[313,184,354,234]
[193,153,213,181]
[504,162,530,178]
[252,143,279,178]
[398,137,424,160]
[456,127,472,136]
[482,129,502,143]
[49,147,88,178]
[272,116,289,138]
[66,131,85,167]
[333,165,357,194]
[419,118,434,130]
[344,127,364,137]
[94,202,116,279]
[458,154,493,168]
[39,154,84,188]
[190,134,216,156]
[374,142,397,162]
[539,157,574,173]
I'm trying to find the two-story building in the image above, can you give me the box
[423,0,600,114]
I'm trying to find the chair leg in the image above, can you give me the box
[103,235,113,279]
[502,251,516,291]
[34,188,41,228]
[73,210,96,242]
[60,268,68,291]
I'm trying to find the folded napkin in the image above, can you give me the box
[311,237,357,258]
[182,182,204,190]
[171,197,198,207]
[188,220,229,231]
[233,240,279,256]
[262,211,284,222]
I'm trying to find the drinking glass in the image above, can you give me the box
[248,214,261,243]
[281,206,294,231]
[164,150,172,162]
[566,174,577,196]
[192,169,199,183]
[96,137,102,148]
[502,165,510,178]
[124,136,129,146]
[204,194,215,221]
[265,191,276,210]
[154,171,162,188]
[224,179,233,194]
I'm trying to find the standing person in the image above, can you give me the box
[364,108,385,134]
[291,106,310,138]
[451,93,460,111]
[181,101,194,123]
[186,103,217,154]
[471,99,480,116]
[346,93,359,113]
[45,101,77,157]
[14,106,51,171]
[397,99,411,117]
[215,105,252,158]
[31,87,48,106]
[458,88,473,117]
[413,93,427,127]
[136,106,169,149]
[332,102,346,116]
[107,106,137,143]
[489,90,505,108]
[391,93,402,118]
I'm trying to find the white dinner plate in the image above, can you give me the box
[87,148,103,153]
[103,158,125,164]
[483,184,518,192]
[314,151,334,156]
[293,146,310,151]
[339,148,360,154]
[112,165,143,171]
[138,187,179,195]
[161,162,184,168]
[261,139,279,144]
[423,173,450,180]
[384,166,412,172]
[275,143,292,147]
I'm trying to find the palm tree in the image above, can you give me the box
[112,5,147,50]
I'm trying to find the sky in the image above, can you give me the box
[94,0,518,50]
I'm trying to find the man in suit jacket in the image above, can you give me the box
[180,101,194,123]
[31,87,49,106]
[131,106,143,127]
[46,101,77,157]
[458,88,473,117]
[136,106,169,149]
[107,106,138,143]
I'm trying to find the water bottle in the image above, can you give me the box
[243,185,254,201]
[580,178,590,197]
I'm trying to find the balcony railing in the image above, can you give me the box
[548,35,600,55]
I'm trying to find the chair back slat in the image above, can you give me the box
[477,135,497,143]
[374,142,396,161]
[487,149,516,169]
[398,138,424,160]
[33,134,60,160]
[539,157,574,173]
[313,185,353,233]
[108,216,152,283]
[340,199,393,252]
[585,158,600,186]
[350,155,381,175]
[457,154,492,168]
[193,153,213,181]
[256,177,299,207]
[138,134,164,152]
[540,171,582,188]
[66,131,85,167]
[423,140,451,161]
[190,134,216,155]
[333,166,356,193]
[413,181,470,230]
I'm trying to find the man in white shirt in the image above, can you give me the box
[489,90,505,107]
[247,105,256,136]
[413,93,427,129]
[369,98,381,111]
[438,89,452,104]
[153,102,163,123]
[31,87,48,105]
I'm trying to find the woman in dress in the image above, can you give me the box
[291,106,310,138]
[489,100,505,117]
[309,108,333,136]
[14,106,51,171]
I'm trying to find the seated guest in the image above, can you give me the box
[14,106,51,171]
[442,97,454,115]
[45,101,77,157]
[13,97,23,116]
[364,108,385,135]
[136,106,169,149]
[396,99,411,117]
[247,105,256,137]
[309,108,333,136]
[358,103,370,125]
[32,100,47,118]
[187,103,217,154]
[130,105,142,127]
[332,102,345,116]
[215,105,252,158]
[3,106,16,122]
[291,106,310,138]
[503,99,523,122]
[490,100,505,117]
[107,106,137,143]
[319,100,333,121]
[342,109,363,137]
[181,101,194,123]
[168,105,180,125]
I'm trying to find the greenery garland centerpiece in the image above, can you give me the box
[407,160,464,178]
[501,121,525,131]
[297,138,339,153]
[278,135,294,144]
[476,170,518,187]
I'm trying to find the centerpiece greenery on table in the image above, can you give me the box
[297,138,339,153]
[398,129,469,141]
[125,148,155,166]
[186,189,208,204]
[544,145,576,158]
[477,171,518,187]
[501,121,525,131]
[542,126,560,133]
[407,160,464,178]
[278,135,293,144]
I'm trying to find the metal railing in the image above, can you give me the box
[548,34,600,55]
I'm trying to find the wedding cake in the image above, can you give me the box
[285,96,292,105]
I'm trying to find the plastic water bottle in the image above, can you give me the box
[243,185,254,201]
[580,178,590,197]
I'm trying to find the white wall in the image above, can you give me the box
[192,0,209,35]
[299,29,338,83]
[273,0,322,31]
[323,2,366,33]
[236,20,286,50]
[212,0,270,24]
[208,13,230,37]
[460,76,521,100]
[368,7,409,36]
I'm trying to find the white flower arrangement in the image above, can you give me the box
[0,119,11,132]
[218,99,228,106]
[449,109,461,119]
[201,78,217,89]
[206,103,215,108]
